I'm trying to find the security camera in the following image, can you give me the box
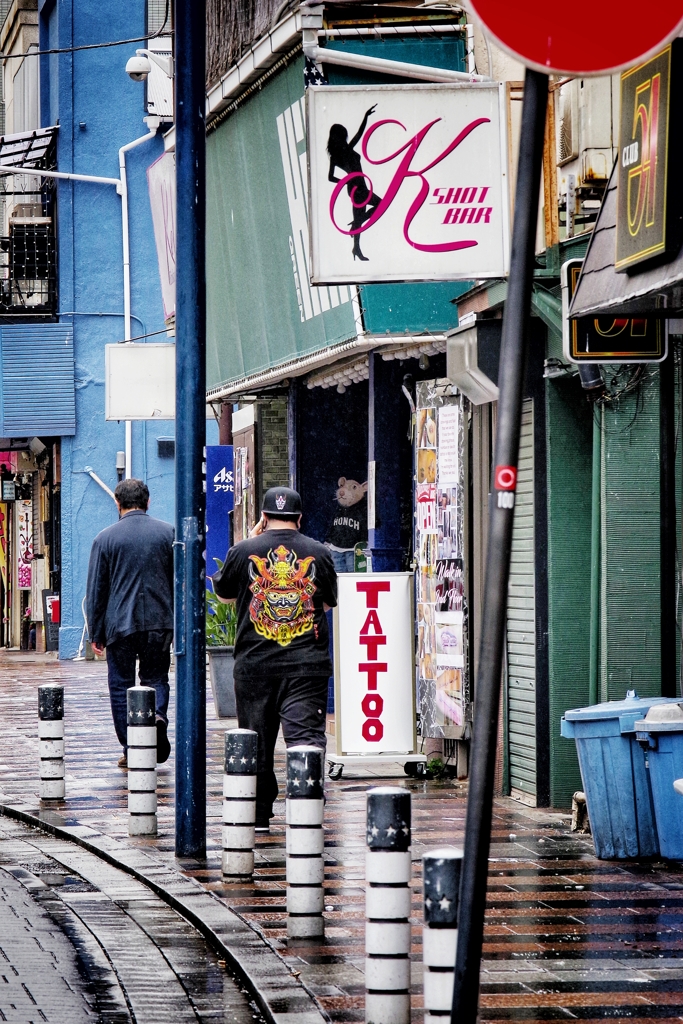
[126,54,151,81]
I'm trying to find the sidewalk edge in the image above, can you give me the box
[0,800,329,1024]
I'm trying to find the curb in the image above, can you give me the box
[0,799,328,1024]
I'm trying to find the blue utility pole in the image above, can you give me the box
[174,0,207,858]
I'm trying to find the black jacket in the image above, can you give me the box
[86,510,174,647]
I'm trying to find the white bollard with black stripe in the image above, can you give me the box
[365,787,412,1024]
[286,745,325,939]
[127,686,157,836]
[38,685,64,800]
[222,729,258,877]
[422,848,462,1023]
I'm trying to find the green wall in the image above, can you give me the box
[600,372,661,699]
[546,374,593,808]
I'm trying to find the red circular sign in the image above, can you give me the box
[494,465,517,491]
[467,0,683,75]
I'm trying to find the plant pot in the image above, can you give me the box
[208,646,236,718]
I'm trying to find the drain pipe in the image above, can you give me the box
[0,120,161,480]
[303,29,490,83]
[119,119,160,479]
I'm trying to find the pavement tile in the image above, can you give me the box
[2,652,683,1024]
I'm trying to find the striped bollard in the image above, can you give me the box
[286,745,325,939]
[422,848,462,1023]
[38,685,64,800]
[127,686,157,835]
[366,787,412,1024]
[222,729,258,877]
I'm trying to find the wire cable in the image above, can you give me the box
[1,0,170,59]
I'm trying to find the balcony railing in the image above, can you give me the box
[0,221,56,314]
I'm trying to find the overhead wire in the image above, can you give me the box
[0,0,170,59]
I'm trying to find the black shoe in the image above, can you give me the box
[156,718,171,764]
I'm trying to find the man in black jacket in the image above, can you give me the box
[86,479,174,769]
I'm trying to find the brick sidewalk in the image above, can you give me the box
[3,651,683,1024]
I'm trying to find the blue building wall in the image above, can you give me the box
[36,0,216,657]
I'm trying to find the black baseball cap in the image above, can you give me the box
[262,486,302,517]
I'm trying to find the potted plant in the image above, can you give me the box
[206,578,238,718]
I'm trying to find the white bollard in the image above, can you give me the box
[366,787,412,1024]
[38,685,64,800]
[286,745,325,940]
[422,848,462,1023]
[222,729,258,877]
[127,686,157,836]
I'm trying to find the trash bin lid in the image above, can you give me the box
[563,690,671,723]
[634,702,683,733]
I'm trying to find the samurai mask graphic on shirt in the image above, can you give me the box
[248,545,317,646]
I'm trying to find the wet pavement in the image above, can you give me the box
[0,813,265,1023]
[2,651,683,1023]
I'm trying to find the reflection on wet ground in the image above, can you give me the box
[1,653,683,1023]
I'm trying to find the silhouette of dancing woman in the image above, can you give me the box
[327,105,382,261]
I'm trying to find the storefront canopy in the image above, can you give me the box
[569,165,683,319]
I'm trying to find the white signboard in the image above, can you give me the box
[105,343,213,420]
[307,83,509,284]
[147,151,176,320]
[334,572,415,755]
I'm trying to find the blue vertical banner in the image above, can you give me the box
[206,445,234,588]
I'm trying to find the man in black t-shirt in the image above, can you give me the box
[212,486,337,830]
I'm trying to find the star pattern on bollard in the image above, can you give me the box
[439,896,451,911]
[386,825,396,837]
[147,710,153,718]
[306,777,315,787]
[291,778,300,787]
[228,756,235,764]
[137,710,144,718]
[240,757,247,764]
[401,825,409,835]
[370,825,379,837]
[425,896,432,908]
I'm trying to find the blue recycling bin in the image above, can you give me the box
[561,692,678,859]
[634,704,683,860]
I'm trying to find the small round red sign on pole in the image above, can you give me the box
[467,0,683,75]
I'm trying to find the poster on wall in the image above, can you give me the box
[17,499,32,590]
[307,82,509,283]
[415,381,468,738]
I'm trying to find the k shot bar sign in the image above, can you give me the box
[334,573,415,755]
[307,83,510,284]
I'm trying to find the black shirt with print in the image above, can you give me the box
[325,495,368,549]
[212,529,338,679]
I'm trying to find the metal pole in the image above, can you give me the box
[588,405,601,706]
[660,343,677,698]
[174,0,207,858]
[450,68,548,1024]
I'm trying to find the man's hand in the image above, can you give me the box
[91,642,105,656]
[249,517,266,538]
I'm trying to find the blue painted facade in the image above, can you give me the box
[34,0,216,657]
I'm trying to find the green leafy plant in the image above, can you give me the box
[206,558,237,647]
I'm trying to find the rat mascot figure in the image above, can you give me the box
[325,477,368,572]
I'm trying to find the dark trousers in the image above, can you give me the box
[234,674,328,821]
[106,630,172,751]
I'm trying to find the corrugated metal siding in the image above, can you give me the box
[0,324,75,435]
[545,379,593,808]
[507,400,536,802]
[601,372,660,700]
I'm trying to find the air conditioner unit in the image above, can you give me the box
[446,318,499,405]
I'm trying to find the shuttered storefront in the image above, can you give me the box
[0,323,75,435]
[507,399,537,804]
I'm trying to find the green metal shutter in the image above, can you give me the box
[545,378,593,809]
[507,399,536,804]
[601,373,661,699]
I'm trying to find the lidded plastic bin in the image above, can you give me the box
[561,691,677,859]
[634,703,683,860]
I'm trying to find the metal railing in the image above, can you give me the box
[0,222,56,313]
